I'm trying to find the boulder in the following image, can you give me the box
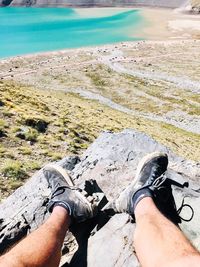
[0,129,199,266]
[15,126,29,140]
[191,0,200,12]
[23,117,49,133]
[0,129,7,138]
[0,100,4,107]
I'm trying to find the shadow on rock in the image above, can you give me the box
[62,180,116,267]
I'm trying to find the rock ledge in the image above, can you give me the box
[0,129,199,266]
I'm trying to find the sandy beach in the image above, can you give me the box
[139,7,200,40]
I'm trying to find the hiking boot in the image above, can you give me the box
[109,152,182,224]
[43,165,97,223]
[111,152,168,214]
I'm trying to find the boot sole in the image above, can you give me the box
[45,164,75,186]
[44,164,94,215]
[103,152,168,212]
[134,151,168,183]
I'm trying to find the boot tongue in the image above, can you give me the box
[146,165,159,185]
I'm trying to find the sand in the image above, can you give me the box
[140,7,200,40]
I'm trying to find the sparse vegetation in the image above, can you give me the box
[15,127,39,142]
[0,79,199,200]
[0,119,7,137]
[86,70,108,88]
[0,41,199,200]
[19,146,32,155]
[1,160,27,180]
[0,145,6,156]
[24,161,41,171]
[25,128,39,142]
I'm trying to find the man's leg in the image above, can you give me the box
[113,152,200,267]
[0,206,70,267]
[0,165,97,267]
[134,197,200,267]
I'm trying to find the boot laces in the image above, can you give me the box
[52,184,80,199]
[151,173,194,222]
[149,165,164,184]
[177,197,194,222]
[151,172,167,189]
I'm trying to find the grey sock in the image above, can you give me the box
[132,188,153,211]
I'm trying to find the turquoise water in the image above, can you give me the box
[0,7,143,58]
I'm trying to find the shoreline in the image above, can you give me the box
[1,38,199,132]
[0,6,199,134]
[0,38,199,63]
[1,7,200,61]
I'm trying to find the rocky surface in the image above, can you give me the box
[0,0,186,7]
[0,129,200,266]
[191,0,200,12]
[1,0,199,15]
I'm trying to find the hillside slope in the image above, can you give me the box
[0,40,199,199]
[0,73,199,199]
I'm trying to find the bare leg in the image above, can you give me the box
[0,206,70,267]
[134,197,200,267]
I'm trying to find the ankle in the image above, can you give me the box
[134,197,157,220]
[52,206,71,224]
[132,188,153,212]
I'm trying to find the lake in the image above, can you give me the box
[0,7,144,58]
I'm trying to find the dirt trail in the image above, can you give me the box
[98,49,200,94]
[1,40,199,135]
[93,46,200,134]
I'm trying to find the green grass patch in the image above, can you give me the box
[86,72,108,87]
[1,160,27,180]
[19,146,32,155]
[0,79,199,200]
